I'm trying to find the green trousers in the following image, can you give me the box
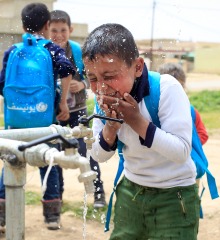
[110,176,200,240]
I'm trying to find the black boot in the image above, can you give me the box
[0,199,5,233]
[42,199,61,230]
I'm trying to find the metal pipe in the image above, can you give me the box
[0,124,94,143]
[0,138,26,162]
[0,124,97,239]
[4,161,26,240]
[0,124,71,142]
[0,137,96,194]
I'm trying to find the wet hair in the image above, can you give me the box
[82,23,139,67]
[21,3,50,33]
[50,10,71,28]
[157,63,186,87]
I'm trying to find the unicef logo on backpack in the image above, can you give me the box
[36,102,48,112]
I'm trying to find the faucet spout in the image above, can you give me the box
[46,149,96,194]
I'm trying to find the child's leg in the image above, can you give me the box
[0,168,5,199]
[0,168,6,231]
[39,165,61,230]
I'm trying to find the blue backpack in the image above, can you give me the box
[95,71,219,231]
[69,40,84,80]
[4,33,55,129]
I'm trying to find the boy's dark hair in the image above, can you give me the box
[21,3,50,33]
[50,10,71,27]
[158,63,186,87]
[82,23,139,67]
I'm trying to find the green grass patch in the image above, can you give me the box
[62,200,109,223]
[86,98,95,116]
[25,190,109,224]
[86,98,96,128]
[0,114,4,128]
[25,191,41,205]
[197,111,220,130]
[189,90,220,130]
[189,90,220,112]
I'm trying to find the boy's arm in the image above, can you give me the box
[69,68,90,93]
[57,74,72,121]
[69,79,85,93]
[48,43,75,121]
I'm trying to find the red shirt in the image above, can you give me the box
[195,108,208,145]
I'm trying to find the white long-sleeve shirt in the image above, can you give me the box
[91,70,197,188]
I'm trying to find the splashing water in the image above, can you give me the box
[86,149,91,160]
[82,192,88,239]
[100,213,106,224]
[81,148,92,239]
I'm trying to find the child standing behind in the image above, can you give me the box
[0,3,75,231]
[49,10,106,208]
[157,62,209,190]
[157,63,208,146]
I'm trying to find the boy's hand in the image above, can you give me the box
[98,93,140,124]
[98,93,149,139]
[57,102,70,121]
[69,79,84,93]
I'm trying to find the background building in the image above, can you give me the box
[0,0,220,74]
[0,0,88,62]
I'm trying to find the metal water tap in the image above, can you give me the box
[18,133,97,194]
[70,115,95,150]
[77,114,124,150]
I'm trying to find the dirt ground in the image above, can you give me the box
[0,73,220,240]
[2,133,220,240]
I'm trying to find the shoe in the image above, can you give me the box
[94,193,106,208]
[0,226,5,234]
[44,218,61,230]
[42,199,61,230]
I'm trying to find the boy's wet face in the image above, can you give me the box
[49,21,72,48]
[84,55,138,98]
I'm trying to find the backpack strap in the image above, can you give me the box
[191,105,219,199]
[14,33,51,48]
[22,33,37,46]
[144,71,161,128]
[69,40,84,79]
[105,71,161,232]
[105,140,124,232]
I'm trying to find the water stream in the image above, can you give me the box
[82,191,88,240]
[81,149,92,239]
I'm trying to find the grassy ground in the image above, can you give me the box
[188,90,220,131]
[25,191,108,224]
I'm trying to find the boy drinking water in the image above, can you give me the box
[82,23,200,239]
